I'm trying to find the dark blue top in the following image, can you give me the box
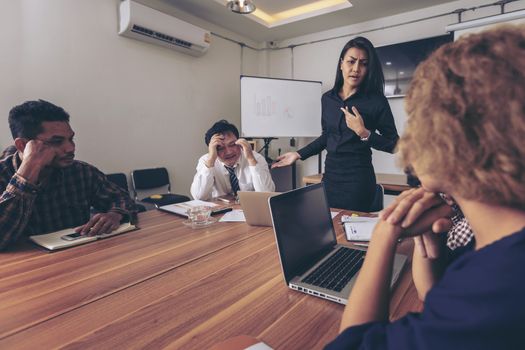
[297,89,399,161]
[325,227,525,350]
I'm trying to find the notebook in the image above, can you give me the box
[238,191,280,226]
[269,183,406,305]
[29,222,138,251]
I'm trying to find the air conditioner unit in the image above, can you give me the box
[118,0,211,56]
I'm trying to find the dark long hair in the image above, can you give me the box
[332,36,385,96]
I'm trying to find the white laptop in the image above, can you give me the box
[269,183,407,305]
[238,191,280,227]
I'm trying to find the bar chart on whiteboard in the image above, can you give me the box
[255,95,277,117]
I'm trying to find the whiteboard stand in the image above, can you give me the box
[256,137,277,164]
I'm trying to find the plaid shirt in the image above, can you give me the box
[0,153,136,250]
[447,205,474,250]
[438,193,474,250]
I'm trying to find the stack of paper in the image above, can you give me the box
[158,200,222,217]
[342,216,379,242]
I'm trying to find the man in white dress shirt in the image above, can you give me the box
[190,120,275,200]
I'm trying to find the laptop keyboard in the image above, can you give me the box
[302,247,365,292]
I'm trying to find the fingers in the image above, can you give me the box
[234,138,245,146]
[89,216,107,235]
[432,217,453,234]
[401,192,443,228]
[271,152,297,168]
[351,106,362,118]
[210,134,224,147]
[379,188,417,220]
[413,236,428,258]
[421,232,441,259]
[383,188,444,228]
[235,138,250,152]
[403,203,454,237]
[76,213,121,236]
[340,106,355,118]
[384,188,426,225]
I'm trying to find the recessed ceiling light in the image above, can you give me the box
[386,61,392,65]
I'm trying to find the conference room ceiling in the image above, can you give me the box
[156,0,459,42]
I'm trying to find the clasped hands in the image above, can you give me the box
[377,187,454,259]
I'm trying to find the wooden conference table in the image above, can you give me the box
[303,173,411,194]
[0,208,422,349]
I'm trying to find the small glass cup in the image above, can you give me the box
[186,206,212,226]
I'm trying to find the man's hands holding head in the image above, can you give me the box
[205,133,256,167]
[235,138,257,166]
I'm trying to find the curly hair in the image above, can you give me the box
[398,25,525,209]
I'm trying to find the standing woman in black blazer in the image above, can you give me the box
[273,36,399,211]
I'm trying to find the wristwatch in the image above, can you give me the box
[360,130,371,142]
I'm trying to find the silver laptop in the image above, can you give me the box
[269,183,407,305]
[238,191,280,226]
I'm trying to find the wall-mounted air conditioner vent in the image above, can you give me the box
[118,0,211,56]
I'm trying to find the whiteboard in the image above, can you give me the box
[371,97,406,175]
[240,76,322,137]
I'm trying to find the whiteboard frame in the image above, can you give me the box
[240,75,322,138]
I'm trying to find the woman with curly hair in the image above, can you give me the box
[326,24,525,350]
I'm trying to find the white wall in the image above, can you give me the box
[2,0,523,194]
[0,0,260,197]
[261,0,525,179]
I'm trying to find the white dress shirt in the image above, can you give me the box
[190,152,275,200]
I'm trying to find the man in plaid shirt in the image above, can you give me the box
[0,100,136,250]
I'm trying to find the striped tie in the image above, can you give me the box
[225,166,240,195]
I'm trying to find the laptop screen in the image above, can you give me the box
[269,183,337,283]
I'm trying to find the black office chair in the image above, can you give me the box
[106,172,146,213]
[270,164,296,192]
[131,167,190,207]
[369,184,385,212]
[106,173,129,192]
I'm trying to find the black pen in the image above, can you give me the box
[212,207,233,215]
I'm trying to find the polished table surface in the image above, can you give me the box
[0,208,422,349]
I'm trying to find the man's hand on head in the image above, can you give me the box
[75,212,123,236]
[23,139,57,166]
[235,138,257,166]
[15,139,58,183]
[206,133,224,168]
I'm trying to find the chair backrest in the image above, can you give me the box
[106,173,129,192]
[131,167,171,199]
[270,165,294,192]
[369,184,384,212]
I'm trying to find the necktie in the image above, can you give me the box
[225,166,240,195]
